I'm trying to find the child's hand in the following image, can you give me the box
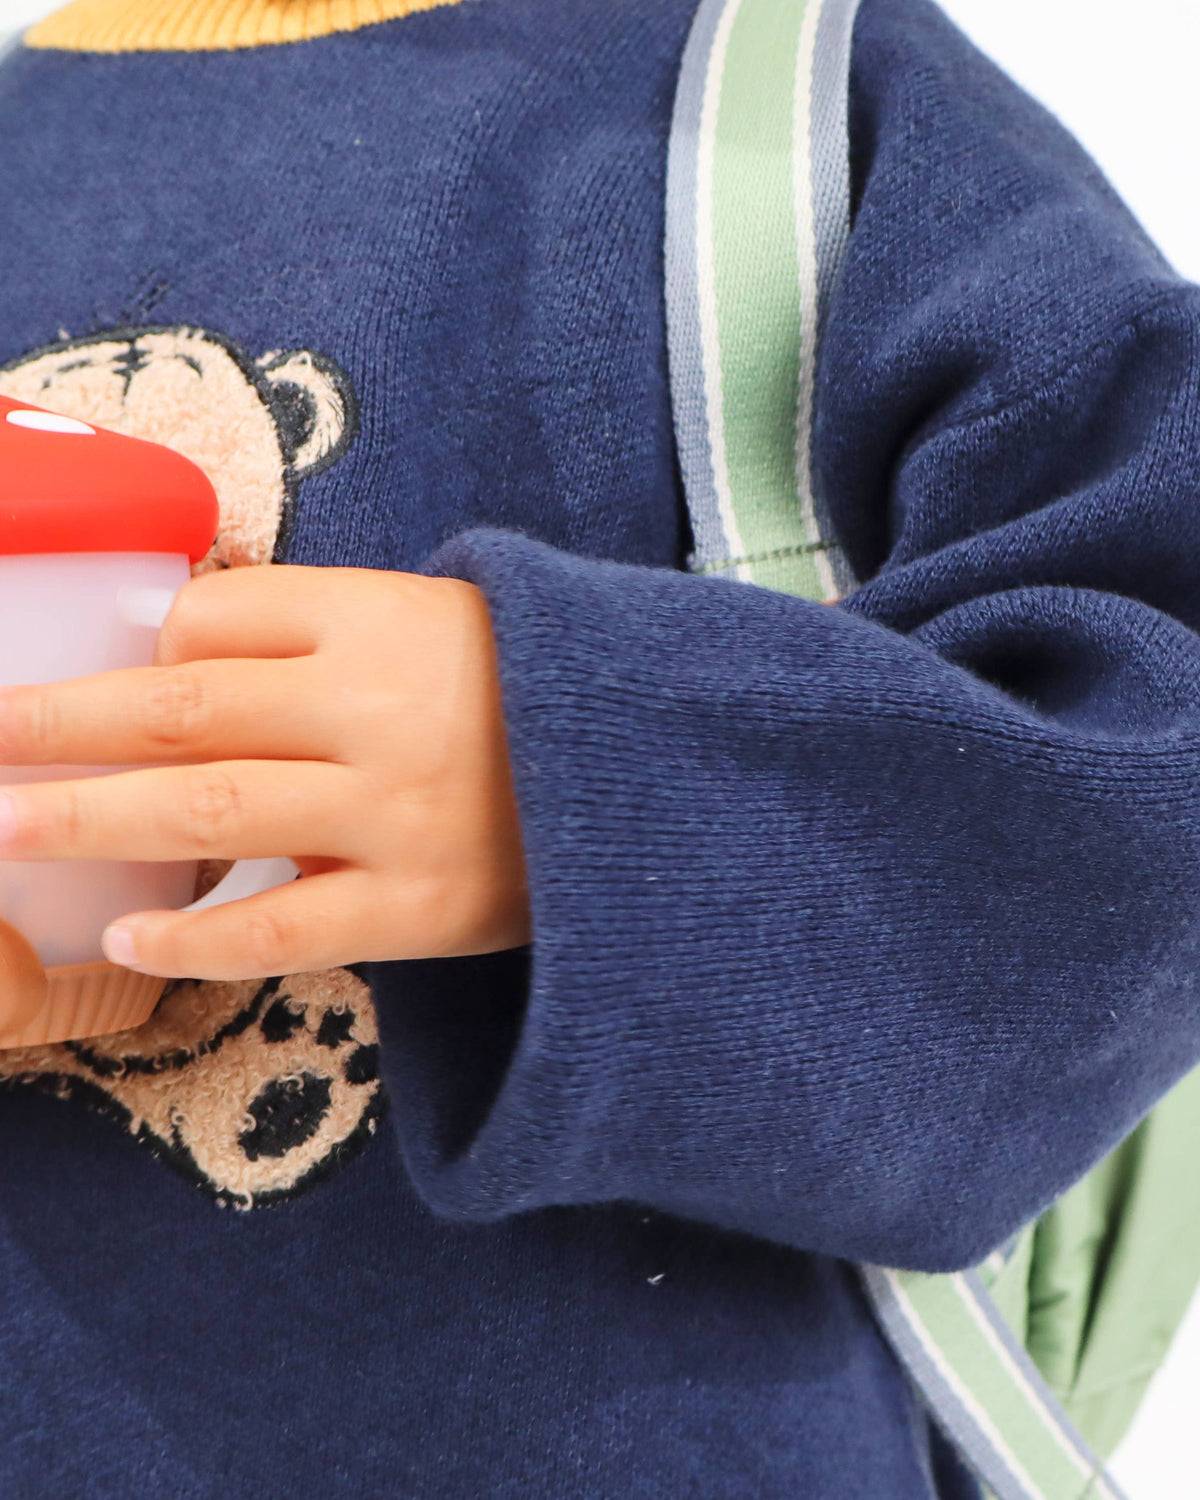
[0,567,531,980]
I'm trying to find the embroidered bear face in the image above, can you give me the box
[0,325,356,570]
[0,324,381,1210]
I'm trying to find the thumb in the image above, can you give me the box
[0,918,48,1046]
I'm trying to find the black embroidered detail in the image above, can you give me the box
[165,1090,389,1212]
[257,347,360,559]
[64,976,284,1077]
[268,379,319,468]
[316,1008,356,1050]
[261,994,308,1043]
[344,1044,380,1086]
[120,270,173,325]
[239,1072,333,1161]
[43,357,93,380]
[111,337,153,396]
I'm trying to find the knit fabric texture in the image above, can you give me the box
[2,0,1197,1495]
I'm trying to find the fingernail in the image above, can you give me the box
[101,923,141,970]
[0,792,21,846]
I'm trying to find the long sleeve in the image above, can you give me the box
[369,0,1200,1273]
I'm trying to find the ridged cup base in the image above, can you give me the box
[0,962,166,1048]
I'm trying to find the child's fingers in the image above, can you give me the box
[154,564,352,666]
[101,869,416,980]
[0,657,337,766]
[0,759,366,863]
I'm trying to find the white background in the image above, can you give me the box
[0,0,1197,1494]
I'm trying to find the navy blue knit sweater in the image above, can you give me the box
[1,0,1196,1494]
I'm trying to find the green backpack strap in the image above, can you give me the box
[665,0,1200,1493]
[665,0,859,602]
[865,1265,1124,1499]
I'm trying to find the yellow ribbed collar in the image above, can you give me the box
[26,0,467,53]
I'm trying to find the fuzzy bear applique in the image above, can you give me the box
[0,323,385,1209]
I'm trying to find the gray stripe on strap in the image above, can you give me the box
[863,1266,1046,1500]
[808,0,861,598]
[960,1270,1123,1498]
[863,1267,1129,1500]
[665,0,730,571]
[811,0,861,342]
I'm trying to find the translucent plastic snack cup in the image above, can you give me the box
[0,396,295,1047]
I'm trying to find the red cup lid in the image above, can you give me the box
[0,395,218,564]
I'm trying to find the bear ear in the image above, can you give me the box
[256,350,359,482]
